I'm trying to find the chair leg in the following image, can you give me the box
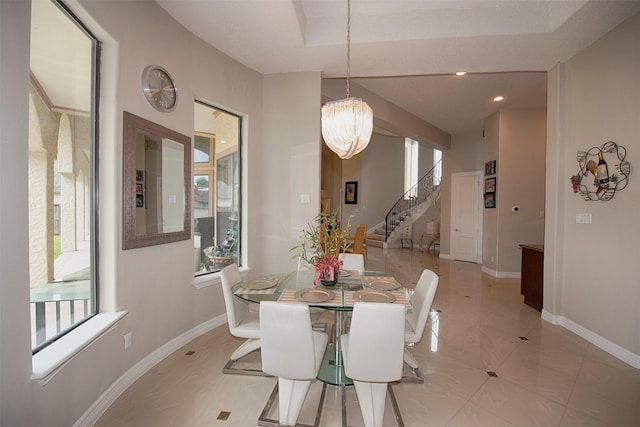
[401,348,424,384]
[230,338,261,360]
[278,378,312,425]
[403,348,418,369]
[258,380,327,427]
[353,381,388,427]
[346,382,405,427]
[222,339,271,377]
[387,384,405,427]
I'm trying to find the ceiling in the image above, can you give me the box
[157,0,640,136]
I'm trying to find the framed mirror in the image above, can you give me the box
[123,111,191,249]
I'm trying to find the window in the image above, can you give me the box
[433,148,442,184]
[194,101,242,276]
[28,0,99,352]
[404,138,419,199]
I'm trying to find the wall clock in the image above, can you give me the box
[141,65,177,112]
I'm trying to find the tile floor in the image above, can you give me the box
[95,247,640,427]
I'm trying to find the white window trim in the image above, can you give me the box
[32,311,127,383]
[192,265,252,289]
[404,138,419,199]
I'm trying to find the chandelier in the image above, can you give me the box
[321,0,373,160]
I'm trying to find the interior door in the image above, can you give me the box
[451,172,482,263]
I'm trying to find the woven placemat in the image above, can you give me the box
[236,277,279,294]
[362,276,403,288]
[344,290,410,307]
[278,289,343,306]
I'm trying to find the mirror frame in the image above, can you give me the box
[123,111,192,249]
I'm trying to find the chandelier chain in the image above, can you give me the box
[346,0,351,98]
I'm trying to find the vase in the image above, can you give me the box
[319,267,339,287]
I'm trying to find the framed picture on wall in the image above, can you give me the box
[484,177,496,193]
[484,193,496,208]
[345,181,358,204]
[485,160,496,176]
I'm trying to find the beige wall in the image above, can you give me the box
[494,109,547,275]
[360,133,405,231]
[1,1,33,424]
[261,72,323,274]
[481,113,500,270]
[471,109,547,276]
[544,12,640,364]
[440,130,485,256]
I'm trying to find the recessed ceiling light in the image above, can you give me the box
[455,71,467,76]
[493,96,504,102]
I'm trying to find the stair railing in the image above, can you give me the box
[384,160,441,241]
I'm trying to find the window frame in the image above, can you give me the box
[30,0,100,354]
[433,148,442,184]
[193,101,242,278]
[404,138,419,199]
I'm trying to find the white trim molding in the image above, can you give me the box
[481,265,521,279]
[542,310,640,369]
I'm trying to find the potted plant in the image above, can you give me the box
[291,211,352,286]
[203,213,238,270]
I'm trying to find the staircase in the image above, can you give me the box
[367,162,441,249]
[366,228,387,248]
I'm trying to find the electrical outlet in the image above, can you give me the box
[576,213,592,224]
[124,332,132,350]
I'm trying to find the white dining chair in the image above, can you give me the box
[220,263,266,376]
[338,253,365,273]
[258,301,329,427]
[403,268,439,383]
[341,302,405,427]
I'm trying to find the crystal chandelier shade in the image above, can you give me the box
[321,97,373,159]
[321,0,373,160]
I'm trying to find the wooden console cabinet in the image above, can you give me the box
[520,244,543,312]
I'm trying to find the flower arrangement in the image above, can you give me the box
[291,211,352,285]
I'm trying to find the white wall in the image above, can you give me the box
[544,12,640,365]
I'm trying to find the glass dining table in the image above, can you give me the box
[232,269,411,387]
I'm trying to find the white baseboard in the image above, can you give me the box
[481,265,521,279]
[542,310,640,369]
[73,314,228,427]
[439,252,452,259]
